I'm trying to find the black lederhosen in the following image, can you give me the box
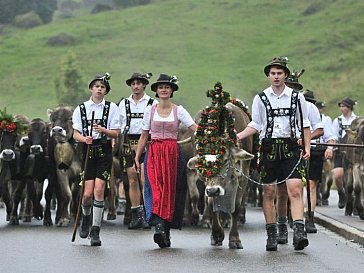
[120,134,146,170]
[333,149,344,168]
[84,139,113,181]
[309,147,325,182]
[258,138,302,184]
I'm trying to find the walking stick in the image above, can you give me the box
[72,111,95,242]
[298,100,312,221]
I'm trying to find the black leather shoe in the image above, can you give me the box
[266,225,277,251]
[305,216,317,234]
[277,224,288,244]
[165,228,171,247]
[153,224,169,248]
[90,226,101,246]
[128,207,143,229]
[338,190,346,209]
[293,223,309,250]
[79,213,91,239]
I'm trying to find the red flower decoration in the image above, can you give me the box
[7,123,17,133]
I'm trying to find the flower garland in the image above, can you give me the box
[0,109,28,134]
[195,82,239,178]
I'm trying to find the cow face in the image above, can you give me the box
[187,146,254,197]
[48,106,74,143]
[0,130,17,161]
[27,118,49,155]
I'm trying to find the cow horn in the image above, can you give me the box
[177,136,192,144]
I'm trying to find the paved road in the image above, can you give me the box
[1,194,364,273]
[315,190,364,246]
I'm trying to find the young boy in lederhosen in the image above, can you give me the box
[72,73,121,246]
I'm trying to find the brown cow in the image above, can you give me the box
[345,117,364,219]
[44,105,82,227]
[187,102,254,249]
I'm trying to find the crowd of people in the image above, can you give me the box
[64,58,360,250]
[71,72,197,247]
[1,57,357,251]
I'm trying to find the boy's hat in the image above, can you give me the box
[89,73,111,93]
[151,74,179,92]
[338,97,356,108]
[315,101,326,109]
[285,69,305,91]
[264,56,290,77]
[126,72,153,86]
[302,89,316,104]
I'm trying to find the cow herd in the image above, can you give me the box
[1,104,364,250]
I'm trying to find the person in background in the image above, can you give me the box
[118,72,157,229]
[330,97,357,209]
[316,101,334,206]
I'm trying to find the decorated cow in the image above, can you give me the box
[187,83,254,249]
[44,105,82,227]
[0,110,29,222]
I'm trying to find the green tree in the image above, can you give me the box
[55,51,88,107]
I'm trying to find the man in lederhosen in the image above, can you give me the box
[331,97,357,209]
[119,72,158,229]
[237,57,310,251]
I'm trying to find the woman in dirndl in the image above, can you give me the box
[134,73,197,248]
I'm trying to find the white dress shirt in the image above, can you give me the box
[248,86,310,140]
[72,98,121,140]
[332,112,357,141]
[118,93,158,134]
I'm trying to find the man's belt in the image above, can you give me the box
[128,139,139,146]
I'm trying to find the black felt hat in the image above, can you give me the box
[338,97,356,109]
[264,57,290,77]
[89,73,111,93]
[151,73,179,92]
[126,72,152,86]
[315,101,326,109]
[302,89,316,104]
[285,69,305,91]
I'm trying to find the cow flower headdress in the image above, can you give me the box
[0,109,28,134]
[195,82,248,178]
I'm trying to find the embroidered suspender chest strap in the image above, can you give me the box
[123,98,154,134]
[79,101,111,138]
[337,117,350,143]
[258,90,298,139]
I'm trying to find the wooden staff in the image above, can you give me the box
[310,142,364,148]
[298,100,312,221]
[72,111,95,242]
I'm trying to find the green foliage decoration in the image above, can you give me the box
[194,82,238,178]
[0,108,28,135]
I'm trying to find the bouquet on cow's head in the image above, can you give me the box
[195,82,238,178]
[0,108,28,135]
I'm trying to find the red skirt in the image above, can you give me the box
[146,139,178,222]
